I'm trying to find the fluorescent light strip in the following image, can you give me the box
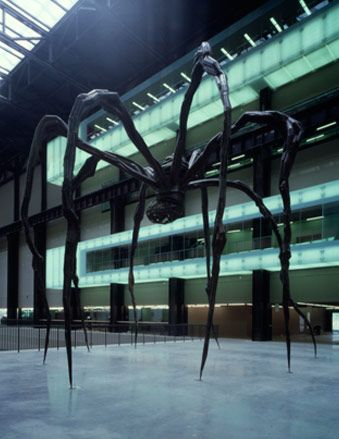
[205,169,219,176]
[297,302,339,309]
[228,229,241,234]
[305,134,325,143]
[180,72,191,82]
[270,17,283,33]
[244,33,256,47]
[106,117,118,126]
[147,92,160,103]
[221,48,234,60]
[231,154,245,161]
[306,215,324,222]
[132,101,145,111]
[316,121,337,131]
[228,162,241,170]
[299,0,311,16]
[94,124,107,133]
[163,82,176,94]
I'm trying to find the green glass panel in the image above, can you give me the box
[46,239,339,289]
[285,58,309,79]
[306,47,332,70]
[261,41,281,72]
[281,30,302,64]
[46,2,339,184]
[302,17,323,52]
[264,69,290,89]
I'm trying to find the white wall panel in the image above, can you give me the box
[46,289,62,308]
[124,282,167,306]
[81,206,110,240]
[186,275,251,304]
[47,181,61,209]
[20,167,41,216]
[46,218,67,249]
[271,267,339,303]
[81,286,110,307]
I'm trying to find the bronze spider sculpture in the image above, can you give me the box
[22,42,316,388]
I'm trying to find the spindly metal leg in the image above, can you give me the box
[128,184,147,345]
[65,90,168,187]
[199,106,232,380]
[201,187,220,349]
[21,115,68,365]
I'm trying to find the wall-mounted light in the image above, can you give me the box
[231,154,245,161]
[163,82,176,94]
[270,17,283,33]
[228,162,241,170]
[180,72,191,82]
[147,92,160,103]
[94,124,107,132]
[316,121,337,131]
[306,215,324,222]
[132,101,145,111]
[220,48,234,60]
[106,117,118,126]
[299,0,311,16]
[305,133,325,143]
[244,33,256,47]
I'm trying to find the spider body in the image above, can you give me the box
[146,190,185,224]
[22,42,317,388]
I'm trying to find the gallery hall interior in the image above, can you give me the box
[0,0,339,437]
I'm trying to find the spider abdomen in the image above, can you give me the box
[146,191,185,224]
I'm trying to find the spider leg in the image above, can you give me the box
[199,111,232,379]
[63,149,102,386]
[173,41,229,185]
[200,187,220,348]
[67,90,168,187]
[128,184,147,345]
[76,138,157,189]
[230,111,314,369]
[290,299,317,358]
[182,132,222,186]
[171,62,204,182]
[189,178,283,249]
[72,272,90,353]
[21,115,68,365]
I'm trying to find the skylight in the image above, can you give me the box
[0,0,79,80]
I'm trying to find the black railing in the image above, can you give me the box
[0,321,218,352]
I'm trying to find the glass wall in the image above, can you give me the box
[85,202,339,274]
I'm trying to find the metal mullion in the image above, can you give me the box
[1,0,50,32]
[0,40,23,59]
[3,19,42,42]
[50,0,68,13]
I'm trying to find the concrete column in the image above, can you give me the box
[252,269,272,341]
[33,223,46,323]
[6,232,19,321]
[110,190,126,324]
[110,283,126,324]
[168,277,186,334]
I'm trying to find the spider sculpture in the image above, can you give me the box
[22,42,316,388]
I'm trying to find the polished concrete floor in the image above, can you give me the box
[0,339,338,438]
